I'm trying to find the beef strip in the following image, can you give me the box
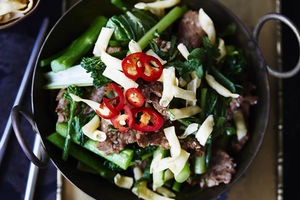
[138,80,163,99]
[100,118,111,133]
[55,87,106,123]
[226,95,257,151]
[97,124,204,156]
[153,38,171,52]
[97,129,138,155]
[178,10,206,49]
[136,130,170,149]
[96,128,170,155]
[151,95,168,117]
[138,81,169,118]
[231,134,249,152]
[55,89,69,123]
[201,149,236,188]
[228,95,258,120]
[106,46,122,54]
[180,138,204,157]
[83,86,105,114]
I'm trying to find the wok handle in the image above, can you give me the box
[253,13,300,78]
[11,105,48,168]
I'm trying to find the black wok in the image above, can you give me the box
[11,0,300,199]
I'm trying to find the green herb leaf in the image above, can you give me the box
[224,45,246,77]
[175,36,220,80]
[81,57,111,88]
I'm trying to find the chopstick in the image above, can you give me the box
[24,134,43,200]
[0,18,49,166]
[21,18,49,200]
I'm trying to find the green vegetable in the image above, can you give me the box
[215,116,226,130]
[205,136,213,168]
[107,16,132,42]
[225,126,237,136]
[56,122,134,170]
[109,50,128,59]
[149,40,169,59]
[132,145,158,161]
[177,117,201,128]
[48,133,116,180]
[194,154,206,174]
[172,181,181,192]
[73,115,87,146]
[153,147,168,188]
[142,159,152,180]
[174,58,203,80]
[219,126,236,149]
[44,65,94,89]
[108,0,159,44]
[174,162,190,183]
[205,89,218,117]
[40,49,66,67]
[103,160,123,172]
[62,85,85,160]
[164,180,172,188]
[50,16,108,72]
[111,0,128,12]
[200,88,208,121]
[209,65,236,93]
[80,57,111,88]
[188,36,220,70]
[175,36,221,81]
[223,46,246,78]
[138,6,185,50]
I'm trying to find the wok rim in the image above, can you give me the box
[31,0,271,199]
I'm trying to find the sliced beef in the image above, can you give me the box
[138,81,163,99]
[151,95,168,117]
[201,149,235,188]
[180,138,204,157]
[136,130,170,149]
[83,86,106,114]
[225,95,257,151]
[178,10,206,49]
[228,95,258,120]
[100,118,111,133]
[231,134,249,152]
[138,81,169,118]
[55,87,106,122]
[97,129,138,155]
[97,128,171,155]
[55,89,69,123]
[106,46,122,54]
[153,38,171,52]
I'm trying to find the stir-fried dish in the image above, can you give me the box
[44,0,258,199]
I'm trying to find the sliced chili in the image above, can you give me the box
[105,83,125,112]
[122,52,145,80]
[125,88,145,108]
[132,107,163,132]
[103,97,119,115]
[110,105,134,132]
[96,102,117,119]
[136,55,163,82]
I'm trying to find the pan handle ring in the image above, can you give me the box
[11,105,48,168]
[253,13,300,78]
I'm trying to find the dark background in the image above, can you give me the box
[0,0,299,199]
[281,1,300,200]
